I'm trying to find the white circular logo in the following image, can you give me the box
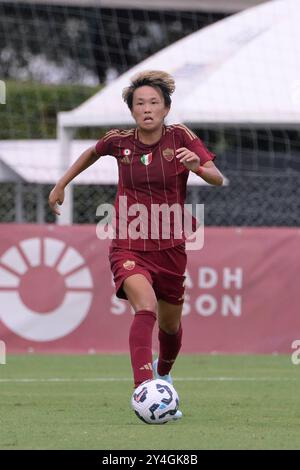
[0,237,93,341]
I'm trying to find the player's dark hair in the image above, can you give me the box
[122,70,175,110]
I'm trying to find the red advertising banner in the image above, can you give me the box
[0,224,299,353]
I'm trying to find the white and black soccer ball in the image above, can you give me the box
[131,379,179,424]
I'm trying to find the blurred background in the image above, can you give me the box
[1,0,299,226]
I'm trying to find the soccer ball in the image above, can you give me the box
[131,379,179,424]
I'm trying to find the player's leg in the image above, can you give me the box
[123,273,157,388]
[156,299,183,378]
[152,243,186,380]
[152,299,183,421]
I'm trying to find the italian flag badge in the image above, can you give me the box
[140,153,153,165]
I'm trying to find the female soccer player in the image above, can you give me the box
[49,70,223,421]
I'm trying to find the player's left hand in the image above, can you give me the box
[176,147,200,172]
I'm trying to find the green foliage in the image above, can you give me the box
[0,81,101,139]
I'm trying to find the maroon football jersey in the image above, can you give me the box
[95,124,215,251]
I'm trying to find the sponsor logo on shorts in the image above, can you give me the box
[162,147,175,161]
[123,260,135,270]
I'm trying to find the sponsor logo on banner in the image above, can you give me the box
[162,148,175,161]
[140,153,152,165]
[0,237,93,342]
[123,260,135,270]
[1,226,298,355]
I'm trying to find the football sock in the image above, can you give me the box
[129,309,156,388]
[158,323,182,376]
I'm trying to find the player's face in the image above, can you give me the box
[131,86,169,132]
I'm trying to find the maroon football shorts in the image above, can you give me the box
[109,243,187,305]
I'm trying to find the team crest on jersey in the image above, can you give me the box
[162,148,175,162]
[123,260,136,270]
[140,153,153,166]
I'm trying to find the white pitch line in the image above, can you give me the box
[0,377,298,383]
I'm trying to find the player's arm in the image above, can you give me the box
[193,159,224,186]
[48,145,100,215]
[176,147,223,186]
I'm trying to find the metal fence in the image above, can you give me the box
[1,170,300,226]
[0,2,299,228]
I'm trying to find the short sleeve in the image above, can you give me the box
[180,125,216,165]
[95,131,116,157]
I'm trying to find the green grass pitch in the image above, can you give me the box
[0,354,299,450]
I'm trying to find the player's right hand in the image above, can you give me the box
[48,185,65,216]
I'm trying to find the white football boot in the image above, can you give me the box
[153,358,182,421]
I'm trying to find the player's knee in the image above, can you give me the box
[159,320,181,335]
[135,300,158,314]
